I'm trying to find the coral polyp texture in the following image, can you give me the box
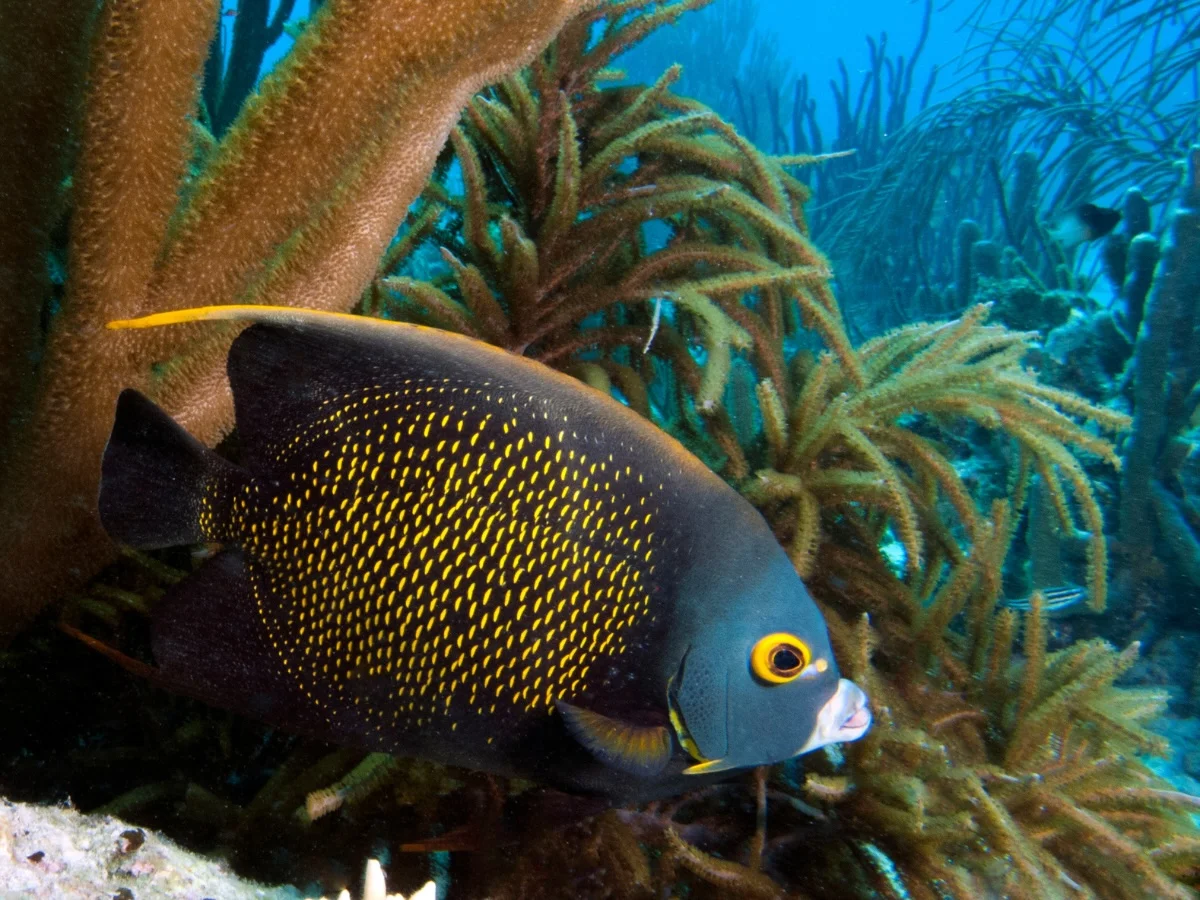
[0,0,603,638]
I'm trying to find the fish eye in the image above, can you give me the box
[750,632,811,684]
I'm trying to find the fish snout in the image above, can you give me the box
[839,690,871,734]
[799,678,872,755]
[829,678,871,741]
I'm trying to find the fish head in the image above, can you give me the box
[667,548,871,776]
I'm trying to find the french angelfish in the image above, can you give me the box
[98,306,870,801]
[1049,202,1122,251]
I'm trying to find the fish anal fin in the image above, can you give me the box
[556,700,672,778]
[151,549,319,734]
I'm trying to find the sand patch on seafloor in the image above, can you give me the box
[0,797,301,900]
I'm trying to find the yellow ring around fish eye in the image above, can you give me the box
[750,633,811,684]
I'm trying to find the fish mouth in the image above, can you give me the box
[841,704,870,732]
[798,679,872,755]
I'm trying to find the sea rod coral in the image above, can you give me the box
[0,0,604,639]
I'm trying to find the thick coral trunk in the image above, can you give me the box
[0,0,96,452]
[153,0,603,442]
[0,0,221,637]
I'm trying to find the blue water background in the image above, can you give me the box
[238,0,1192,182]
[237,0,954,139]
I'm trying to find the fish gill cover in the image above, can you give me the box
[0,0,1199,899]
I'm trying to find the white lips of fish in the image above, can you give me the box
[798,679,872,755]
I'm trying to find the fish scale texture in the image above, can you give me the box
[211,374,670,736]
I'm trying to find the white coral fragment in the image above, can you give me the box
[318,858,437,900]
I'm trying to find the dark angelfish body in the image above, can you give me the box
[98,306,870,801]
[1049,202,1122,251]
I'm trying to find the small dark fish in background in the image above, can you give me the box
[1002,584,1092,617]
[1048,203,1123,251]
[97,305,871,802]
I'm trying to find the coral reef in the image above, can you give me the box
[2,2,1199,899]
[0,0,605,639]
[374,0,840,486]
[799,582,1198,899]
[979,277,1073,334]
[807,0,1198,328]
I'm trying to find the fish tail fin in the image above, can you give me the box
[99,389,248,548]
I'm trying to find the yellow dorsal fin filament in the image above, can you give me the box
[106,304,417,333]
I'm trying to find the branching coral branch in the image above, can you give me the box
[375,0,846,481]
[745,303,1125,610]
[792,533,1193,898]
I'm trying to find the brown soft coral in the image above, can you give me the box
[798,565,1196,899]
[373,0,840,483]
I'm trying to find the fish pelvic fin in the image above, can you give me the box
[681,757,738,775]
[99,389,249,549]
[556,700,673,778]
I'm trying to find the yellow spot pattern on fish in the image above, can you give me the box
[202,378,663,737]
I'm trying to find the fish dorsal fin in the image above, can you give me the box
[222,319,384,473]
[111,307,520,477]
[110,307,556,477]
[108,305,715,486]
[556,700,672,778]
[108,304,425,334]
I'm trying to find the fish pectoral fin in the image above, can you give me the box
[556,700,672,778]
[681,757,739,776]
